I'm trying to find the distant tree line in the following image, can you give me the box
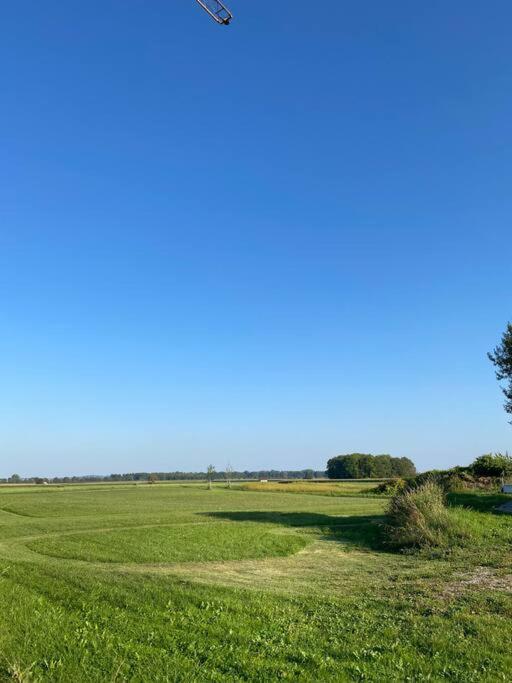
[326,453,416,479]
[0,469,327,485]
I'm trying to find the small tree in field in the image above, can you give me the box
[207,465,216,490]
[148,473,158,484]
[489,322,512,423]
[225,463,233,489]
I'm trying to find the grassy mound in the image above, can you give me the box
[28,523,309,564]
[385,481,470,549]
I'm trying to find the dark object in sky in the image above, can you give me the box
[195,0,233,25]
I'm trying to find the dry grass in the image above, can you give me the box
[385,480,470,549]
[236,481,379,496]
[442,566,512,598]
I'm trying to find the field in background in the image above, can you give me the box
[236,479,382,496]
[0,482,511,680]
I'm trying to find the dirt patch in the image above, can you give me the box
[443,566,512,598]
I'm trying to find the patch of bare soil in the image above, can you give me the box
[443,566,512,598]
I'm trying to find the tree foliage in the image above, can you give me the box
[488,321,512,422]
[326,453,416,479]
[470,453,512,478]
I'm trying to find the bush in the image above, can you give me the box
[405,467,500,493]
[385,480,469,549]
[470,453,512,478]
[373,478,407,495]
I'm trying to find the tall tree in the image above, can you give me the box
[488,322,512,422]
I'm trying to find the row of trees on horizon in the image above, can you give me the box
[3,457,416,485]
[2,469,327,485]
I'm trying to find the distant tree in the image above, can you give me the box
[8,474,21,484]
[327,454,416,479]
[206,464,216,490]
[326,454,373,479]
[148,473,158,484]
[225,463,233,489]
[303,469,314,480]
[489,322,512,423]
[392,457,416,478]
[470,453,512,478]
[372,455,392,477]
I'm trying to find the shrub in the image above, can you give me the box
[438,470,475,492]
[405,467,500,493]
[385,480,469,549]
[373,479,407,495]
[470,453,512,478]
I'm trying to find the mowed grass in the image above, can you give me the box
[0,483,511,681]
[28,523,308,564]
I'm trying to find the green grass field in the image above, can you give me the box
[0,482,511,681]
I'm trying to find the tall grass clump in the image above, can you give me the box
[385,480,469,550]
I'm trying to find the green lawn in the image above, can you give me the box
[28,522,308,564]
[0,483,511,681]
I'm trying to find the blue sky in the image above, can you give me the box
[1,1,511,477]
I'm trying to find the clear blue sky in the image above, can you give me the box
[1,1,511,477]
